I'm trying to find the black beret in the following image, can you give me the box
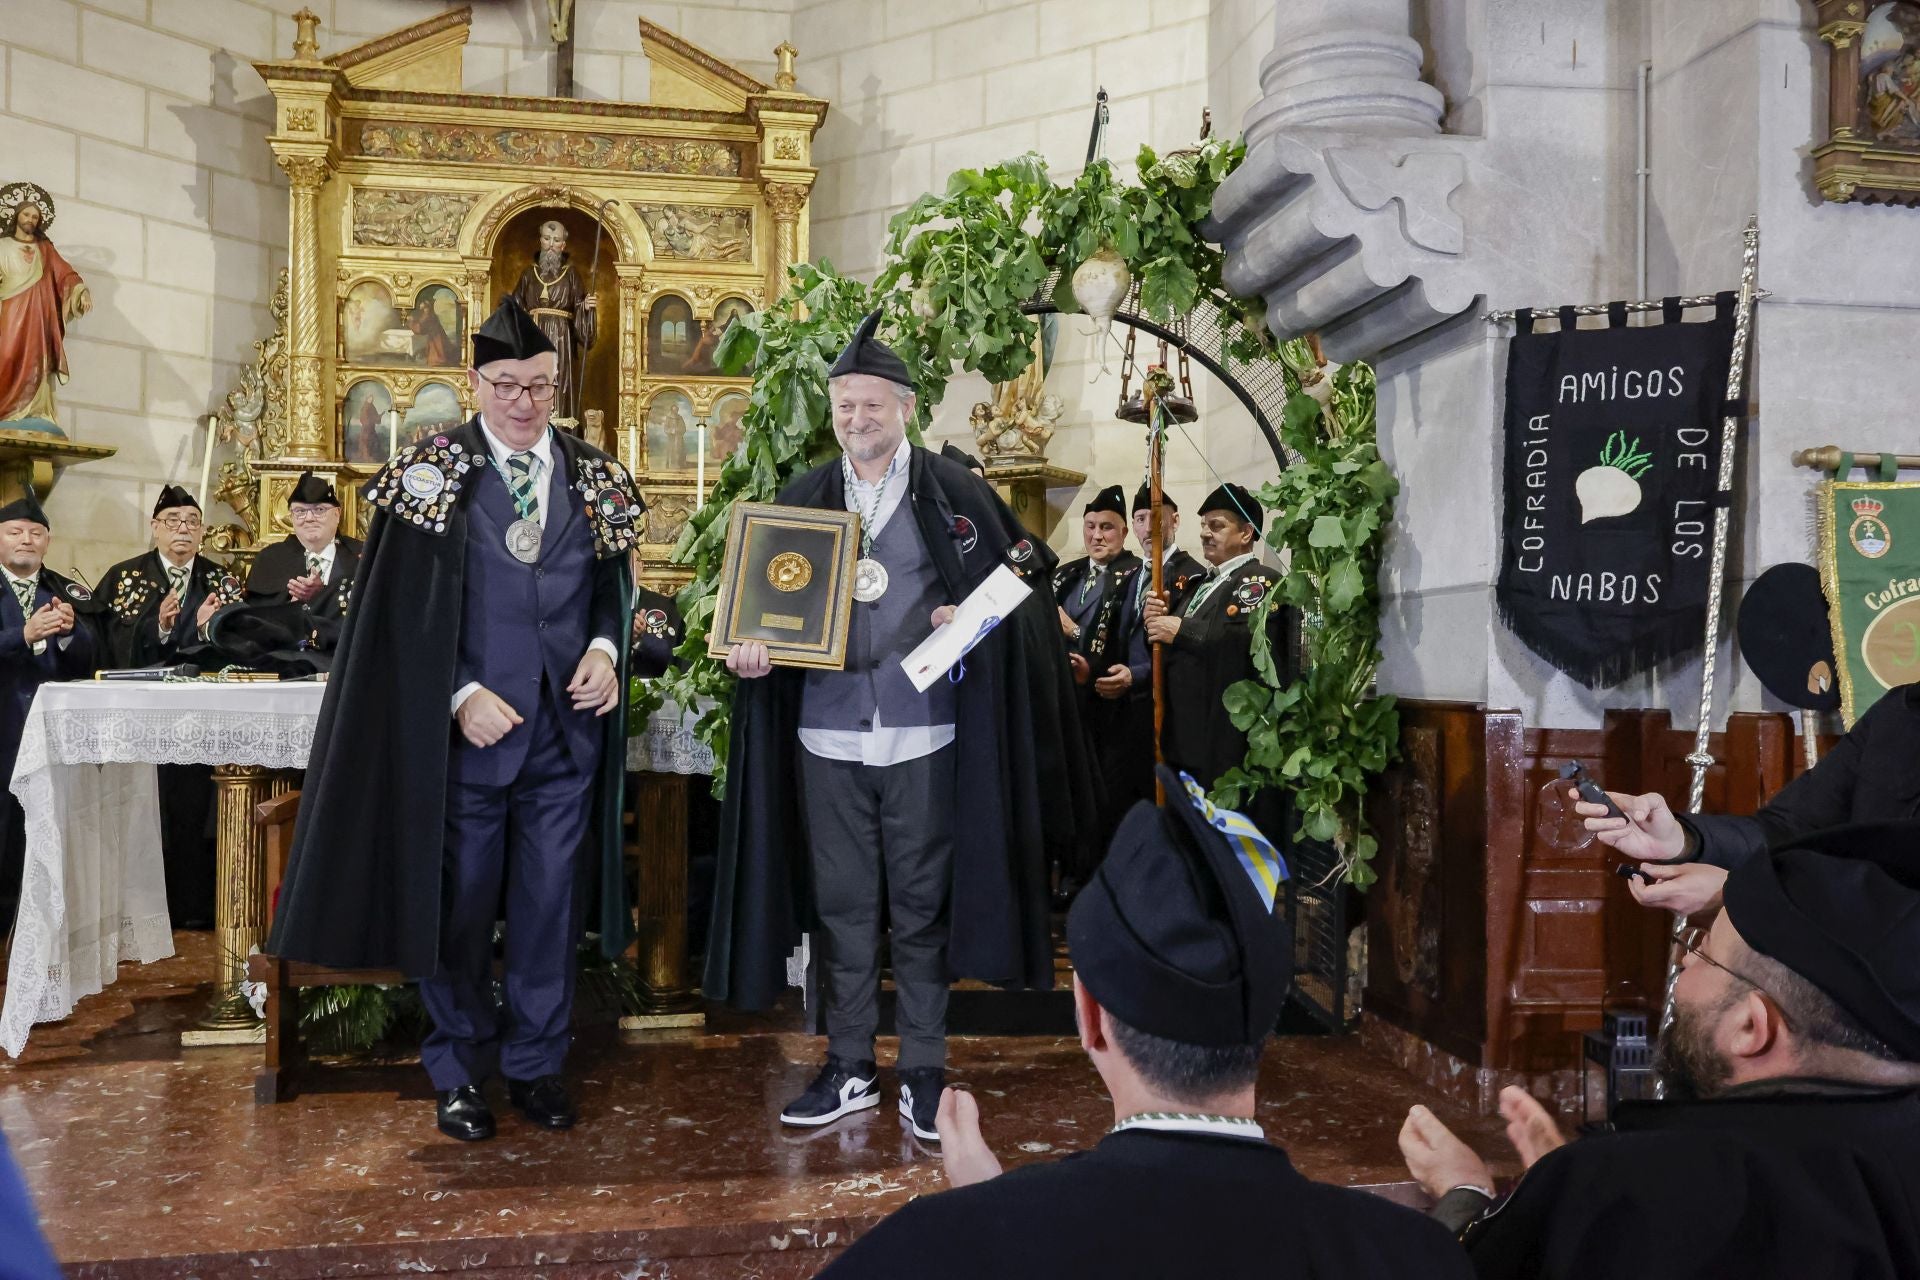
[0,488,49,529]
[1723,821,1920,1061]
[1199,482,1262,529]
[153,484,199,516]
[827,310,913,389]
[289,471,339,507]
[1737,563,1839,712]
[1067,765,1292,1047]
[1083,484,1126,518]
[1133,482,1176,514]
[471,294,557,368]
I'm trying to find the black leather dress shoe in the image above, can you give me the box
[506,1074,578,1129]
[436,1085,495,1142]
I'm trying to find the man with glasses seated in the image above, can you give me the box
[269,295,642,1144]
[244,471,361,653]
[1399,821,1920,1279]
[98,484,239,927]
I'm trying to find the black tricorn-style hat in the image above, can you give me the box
[1084,484,1126,518]
[1737,563,1840,712]
[941,443,984,473]
[1067,766,1293,1048]
[1724,821,1920,1062]
[289,471,339,507]
[1199,482,1262,529]
[153,485,200,516]
[471,294,557,369]
[1133,482,1177,514]
[0,488,50,529]
[195,599,328,675]
[827,310,914,389]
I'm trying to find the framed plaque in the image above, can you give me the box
[707,502,860,669]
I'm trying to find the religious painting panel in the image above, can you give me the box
[647,293,698,376]
[707,391,748,464]
[684,295,754,377]
[408,284,464,367]
[641,488,696,553]
[401,380,466,449]
[341,378,394,465]
[1816,0,1920,203]
[644,387,697,476]
[340,279,401,365]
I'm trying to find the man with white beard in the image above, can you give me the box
[508,220,598,426]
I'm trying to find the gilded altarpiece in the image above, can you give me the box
[247,7,825,589]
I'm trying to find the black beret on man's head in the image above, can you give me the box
[289,471,339,507]
[1133,482,1177,515]
[0,488,50,529]
[471,294,557,369]
[1199,482,1262,530]
[827,310,914,390]
[1084,484,1127,519]
[153,485,199,517]
[1723,821,1920,1061]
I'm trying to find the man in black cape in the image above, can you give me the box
[244,469,361,653]
[98,484,239,927]
[821,767,1470,1279]
[1142,482,1294,792]
[0,489,97,928]
[1052,482,1144,875]
[711,311,1092,1143]
[268,296,641,1142]
[1400,820,1920,1279]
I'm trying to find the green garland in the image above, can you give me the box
[634,138,1398,887]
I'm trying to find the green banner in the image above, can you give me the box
[1818,479,1920,725]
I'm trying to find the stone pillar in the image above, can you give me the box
[760,181,810,303]
[1244,0,1442,141]
[277,154,331,460]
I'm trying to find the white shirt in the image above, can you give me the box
[798,438,957,767]
[3,567,49,655]
[1109,1112,1266,1142]
[1182,550,1259,616]
[298,540,337,583]
[451,417,616,717]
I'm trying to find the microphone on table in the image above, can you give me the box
[93,664,199,682]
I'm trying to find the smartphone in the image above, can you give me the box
[1557,761,1626,821]
[1613,862,1653,884]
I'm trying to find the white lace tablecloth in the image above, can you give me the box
[2,683,712,1055]
[1,681,328,1057]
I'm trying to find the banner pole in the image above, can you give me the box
[1656,216,1763,1075]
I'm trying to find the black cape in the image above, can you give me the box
[1161,557,1296,789]
[820,1129,1472,1280]
[1054,552,1147,868]
[97,550,237,667]
[267,418,641,977]
[704,445,1096,1007]
[244,533,363,651]
[1464,1082,1920,1280]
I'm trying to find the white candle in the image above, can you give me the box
[696,425,707,496]
[386,408,400,458]
[198,414,217,505]
[627,424,637,480]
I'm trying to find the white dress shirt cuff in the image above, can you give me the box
[587,637,618,664]
[451,681,483,716]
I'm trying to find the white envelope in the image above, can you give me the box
[900,564,1033,692]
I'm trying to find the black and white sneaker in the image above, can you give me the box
[779,1056,880,1127]
[898,1067,944,1142]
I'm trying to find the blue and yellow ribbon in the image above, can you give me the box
[1180,772,1288,913]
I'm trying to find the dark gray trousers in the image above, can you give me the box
[799,745,955,1070]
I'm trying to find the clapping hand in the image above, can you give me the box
[287,573,326,603]
[157,592,181,634]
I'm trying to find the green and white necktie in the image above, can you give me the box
[166,565,189,602]
[10,576,34,617]
[1079,565,1103,608]
[505,451,540,521]
[1182,571,1219,617]
[306,552,323,577]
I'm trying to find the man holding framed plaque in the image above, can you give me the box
[711,313,1087,1145]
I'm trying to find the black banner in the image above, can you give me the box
[1496,296,1737,687]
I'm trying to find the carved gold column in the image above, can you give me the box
[616,270,644,478]
[1819,10,1864,144]
[180,764,277,1044]
[278,154,331,460]
[760,181,810,303]
[620,773,703,1029]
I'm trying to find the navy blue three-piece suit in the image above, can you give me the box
[419,440,619,1090]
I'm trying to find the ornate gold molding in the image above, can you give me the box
[276,153,330,190]
[760,180,809,221]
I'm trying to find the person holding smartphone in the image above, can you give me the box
[1574,682,1920,915]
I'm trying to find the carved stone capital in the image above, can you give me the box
[1819,20,1865,48]
[760,180,810,222]
[276,154,330,192]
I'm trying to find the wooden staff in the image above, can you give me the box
[1146,366,1167,804]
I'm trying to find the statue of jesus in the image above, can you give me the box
[507,220,598,426]
[0,182,91,429]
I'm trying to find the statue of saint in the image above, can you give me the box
[507,220,598,426]
[0,182,91,429]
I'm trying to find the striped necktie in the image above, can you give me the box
[166,564,189,602]
[9,576,33,617]
[1181,570,1219,616]
[306,552,323,578]
[505,451,539,522]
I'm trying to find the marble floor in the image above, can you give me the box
[1,933,1516,1278]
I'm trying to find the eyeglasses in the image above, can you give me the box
[156,516,203,532]
[477,373,558,403]
[1675,925,1771,997]
[288,505,334,520]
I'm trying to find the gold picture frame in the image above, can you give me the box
[707,502,859,669]
[1813,0,1920,205]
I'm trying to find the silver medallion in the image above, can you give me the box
[505,517,543,564]
[852,557,889,603]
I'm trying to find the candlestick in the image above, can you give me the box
[696,425,706,496]
[198,414,217,504]
[627,423,638,480]
[386,408,399,458]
